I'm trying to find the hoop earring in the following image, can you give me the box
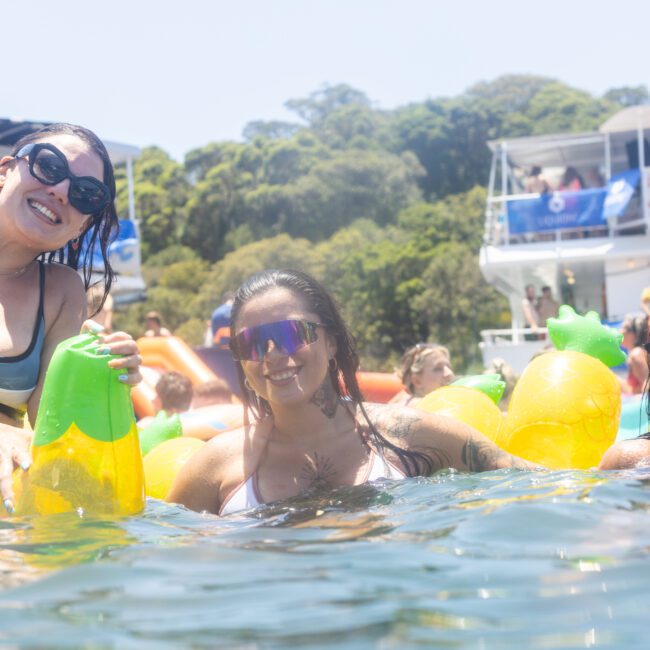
[70,238,79,251]
[244,378,254,393]
[329,357,338,373]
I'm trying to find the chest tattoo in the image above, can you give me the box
[298,452,337,489]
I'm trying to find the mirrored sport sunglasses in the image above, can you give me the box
[232,319,326,361]
[15,143,111,215]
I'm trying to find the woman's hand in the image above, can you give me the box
[82,320,143,386]
[0,423,32,513]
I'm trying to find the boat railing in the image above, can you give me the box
[480,327,549,346]
[484,190,644,246]
[479,327,552,374]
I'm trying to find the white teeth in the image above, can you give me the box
[29,200,58,223]
[269,369,298,381]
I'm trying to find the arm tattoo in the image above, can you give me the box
[363,404,419,440]
[299,452,337,489]
[310,379,339,418]
[461,436,531,471]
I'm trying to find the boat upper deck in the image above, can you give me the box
[483,106,650,249]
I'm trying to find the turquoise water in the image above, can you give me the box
[1,470,649,649]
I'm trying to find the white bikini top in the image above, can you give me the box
[219,450,405,516]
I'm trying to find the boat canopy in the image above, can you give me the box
[0,118,139,165]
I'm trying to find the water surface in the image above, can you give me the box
[0,469,649,649]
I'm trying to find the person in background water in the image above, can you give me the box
[168,269,536,516]
[191,378,234,409]
[0,123,142,512]
[86,283,114,333]
[137,371,193,455]
[536,285,560,325]
[618,314,649,395]
[144,310,171,337]
[389,343,455,407]
[484,357,518,412]
[599,336,650,470]
[210,291,234,348]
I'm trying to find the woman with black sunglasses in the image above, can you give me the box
[168,269,537,515]
[0,123,142,512]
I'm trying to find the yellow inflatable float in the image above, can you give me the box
[501,306,624,469]
[13,333,145,516]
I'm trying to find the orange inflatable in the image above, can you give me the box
[131,337,220,419]
[357,372,402,403]
[180,403,244,440]
[137,336,216,384]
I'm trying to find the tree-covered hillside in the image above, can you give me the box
[112,75,648,372]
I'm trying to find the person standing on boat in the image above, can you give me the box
[537,286,560,324]
[522,284,542,340]
[0,123,143,512]
[524,166,551,194]
[167,269,537,516]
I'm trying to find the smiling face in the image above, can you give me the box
[411,348,455,397]
[234,286,337,410]
[0,134,103,253]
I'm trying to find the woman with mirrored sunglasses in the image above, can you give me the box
[0,123,143,513]
[168,269,538,516]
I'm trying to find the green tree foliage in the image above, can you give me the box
[118,77,646,369]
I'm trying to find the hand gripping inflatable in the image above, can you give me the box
[13,333,145,516]
[501,306,622,469]
[417,385,505,445]
[143,437,205,500]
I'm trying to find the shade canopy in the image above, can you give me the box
[0,118,140,164]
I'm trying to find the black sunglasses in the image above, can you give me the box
[15,143,111,215]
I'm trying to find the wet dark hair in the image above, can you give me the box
[9,123,117,309]
[230,268,433,476]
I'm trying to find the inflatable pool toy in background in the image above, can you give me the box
[131,336,220,419]
[139,410,183,456]
[13,333,145,516]
[356,371,402,403]
[417,384,505,445]
[143,437,205,500]
[500,306,623,469]
[451,374,506,405]
[180,403,244,441]
[617,395,649,442]
[545,305,626,368]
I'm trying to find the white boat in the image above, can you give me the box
[0,117,145,304]
[479,106,650,373]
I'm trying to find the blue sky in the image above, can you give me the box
[4,0,648,161]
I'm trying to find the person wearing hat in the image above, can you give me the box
[144,311,171,337]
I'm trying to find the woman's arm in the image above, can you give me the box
[364,403,538,473]
[167,436,228,514]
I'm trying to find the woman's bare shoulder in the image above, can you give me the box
[599,438,650,470]
[168,416,274,511]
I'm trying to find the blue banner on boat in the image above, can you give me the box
[507,188,608,234]
[603,168,640,219]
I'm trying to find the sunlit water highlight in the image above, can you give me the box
[0,469,649,648]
